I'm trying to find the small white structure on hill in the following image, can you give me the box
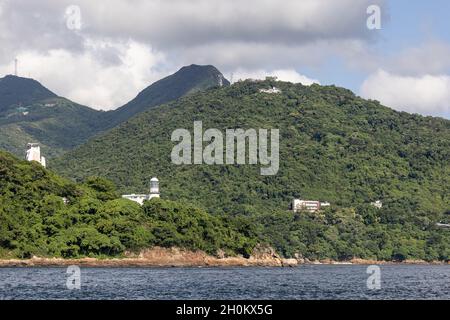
[291,199,330,213]
[122,177,160,205]
[26,143,46,168]
[436,223,450,229]
[320,202,331,208]
[121,194,148,205]
[371,200,383,209]
[259,86,281,94]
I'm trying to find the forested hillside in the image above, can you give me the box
[0,75,56,111]
[0,75,104,158]
[53,79,450,217]
[0,151,256,259]
[1,149,448,261]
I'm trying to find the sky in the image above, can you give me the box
[0,0,449,118]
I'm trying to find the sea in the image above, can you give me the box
[0,265,448,300]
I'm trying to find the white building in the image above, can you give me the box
[291,199,331,213]
[259,86,282,94]
[121,194,149,205]
[292,199,317,212]
[436,223,450,229]
[371,200,383,209]
[26,143,46,168]
[320,202,331,208]
[122,177,160,205]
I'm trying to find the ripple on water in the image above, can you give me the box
[0,265,448,300]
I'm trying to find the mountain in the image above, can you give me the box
[0,65,230,158]
[0,75,57,112]
[52,79,450,219]
[51,79,450,260]
[0,75,104,158]
[103,64,230,128]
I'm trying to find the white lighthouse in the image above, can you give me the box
[149,177,160,200]
[26,143,46,168]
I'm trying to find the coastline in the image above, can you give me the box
[0,247,448,267]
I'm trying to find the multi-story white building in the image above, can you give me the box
[122,177,160,205]
[26,143,46,168]
[291,199,331,213]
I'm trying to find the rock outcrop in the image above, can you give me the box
[0,248,447,267]
[0,246,290,267]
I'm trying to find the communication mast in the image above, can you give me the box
[14,58,18,76]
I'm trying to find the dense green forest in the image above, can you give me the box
[1,150,448,261]
[0,75,105,158]
[2,78,449,262]
[53,79,450,217]
[0,151,255,259]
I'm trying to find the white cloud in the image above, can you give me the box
[2,0,448,119]
[78,0,383,48]
[386,41,450,76]
[0,0,386,109]
[360,70,450,116]
[176,39,371,71]
[0,39,169,110]
[0,0,385,62]
[343,40,450,77]
[232,69,319,85]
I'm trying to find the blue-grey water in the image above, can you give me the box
[0,265,448,300]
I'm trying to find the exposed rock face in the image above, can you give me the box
[281,259,298,267]
[0,249,446,267]
[0,247,291,267]
[136,246,286,267]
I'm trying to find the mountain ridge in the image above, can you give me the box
[0,65,230,158]
[103,64,230,128]
[0,75,57,112]
[0,75,104,158]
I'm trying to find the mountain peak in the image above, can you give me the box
[106,64,230,128]
[175,64,230,87]
[180,64,214,70]
[0,75,57,110]
[1,74,51,88]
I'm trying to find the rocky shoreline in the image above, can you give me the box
[0,247,447,267]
